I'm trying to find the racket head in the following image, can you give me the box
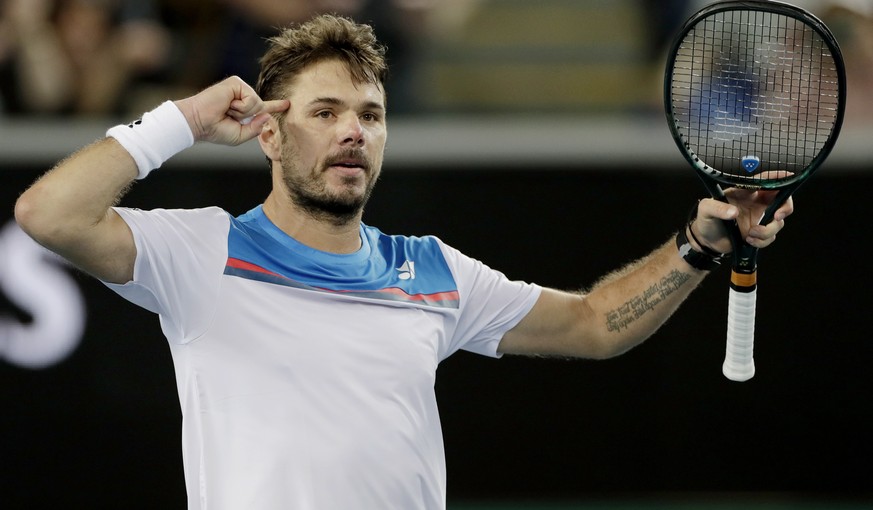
[664,0,846,192]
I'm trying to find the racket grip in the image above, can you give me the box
[723,283,757,382]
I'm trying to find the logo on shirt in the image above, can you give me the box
[396,260,415,280]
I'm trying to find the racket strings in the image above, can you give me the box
[670,8,841,183]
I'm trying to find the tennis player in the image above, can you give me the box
[14,13,791,510]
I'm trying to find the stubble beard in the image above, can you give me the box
[280,145,378,227]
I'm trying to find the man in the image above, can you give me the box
[14,14,791,510]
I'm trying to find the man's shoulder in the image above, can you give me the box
[115,205,230,221]
[113,205,232,240]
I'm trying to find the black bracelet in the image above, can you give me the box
[676,226,724,271]
[676,201,728,271]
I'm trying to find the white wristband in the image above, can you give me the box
[106,101,195,180]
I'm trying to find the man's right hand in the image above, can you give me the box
[174,76,291,146]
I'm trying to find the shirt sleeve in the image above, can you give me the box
[438,240,541,359]
[102,206,230,344]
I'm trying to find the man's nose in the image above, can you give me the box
[338,115,364,146]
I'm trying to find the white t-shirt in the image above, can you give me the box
[105,205,541,510]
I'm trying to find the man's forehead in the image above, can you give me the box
[288,60,384,102]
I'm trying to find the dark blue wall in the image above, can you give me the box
[2,163,871,508]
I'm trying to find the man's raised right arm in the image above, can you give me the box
[14,76,289,285]
[14,138,141,284]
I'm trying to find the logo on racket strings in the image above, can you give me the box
[741,155,760,173]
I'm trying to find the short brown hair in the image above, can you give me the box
[256,14,388,102]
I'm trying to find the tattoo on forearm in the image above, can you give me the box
[605,270,692,332]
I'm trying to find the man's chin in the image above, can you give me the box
[292,194,366,224]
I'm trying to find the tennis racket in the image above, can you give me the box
[664,0,845,381]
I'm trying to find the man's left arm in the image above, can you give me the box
[498,194,792,358]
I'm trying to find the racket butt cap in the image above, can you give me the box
[723,361,755,382]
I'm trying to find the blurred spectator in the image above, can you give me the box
[639,0,873,121]
[0,0,443,117]
[639,0,690,63]
[681,0,873,123]
[211,0,314,90]
[347,0,434,114]
[812,0,873,124]
[0,0,172,117]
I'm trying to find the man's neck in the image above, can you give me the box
[262,193,363,254]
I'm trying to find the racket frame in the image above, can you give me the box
[663,0,846,380]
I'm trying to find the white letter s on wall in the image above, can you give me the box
[0,221,86,369]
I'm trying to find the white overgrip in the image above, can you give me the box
[723,286,757,381]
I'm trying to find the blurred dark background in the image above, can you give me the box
[3,156,871,508]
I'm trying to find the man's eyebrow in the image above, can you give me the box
[309,97,343,107]
[363,101,386,112]
[308,97,385,111]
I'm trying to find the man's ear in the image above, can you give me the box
[258,116,282,161]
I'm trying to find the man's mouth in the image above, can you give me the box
[326,153,369,173]
[331,161,365,170]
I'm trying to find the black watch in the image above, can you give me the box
[676,226,725,271]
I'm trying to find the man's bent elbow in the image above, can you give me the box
[15,189,43,238]
[14,185,68,249]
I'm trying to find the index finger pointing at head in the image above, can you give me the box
[240,101,289,134]
[262,99,291,115]
[233,98,289,124]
